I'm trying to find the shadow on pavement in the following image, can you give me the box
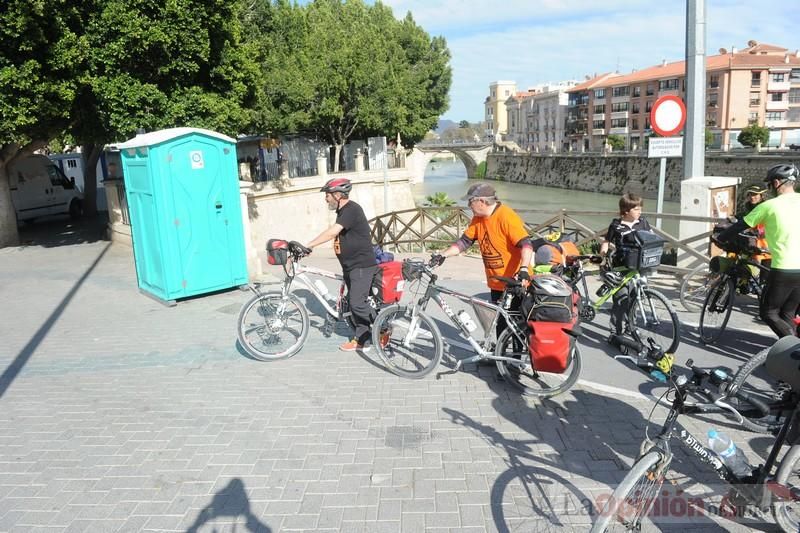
[186,478,271,532]
[17,214,108,248]
[0,242,111,400]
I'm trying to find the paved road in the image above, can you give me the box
[0,216,785,532]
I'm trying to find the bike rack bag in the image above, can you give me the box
[618,230,665,270]
[266,239,289,265]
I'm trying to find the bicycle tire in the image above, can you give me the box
[699,276,735,345]
[680,263,719,313]
[729,347,790,433]
[627,288,681,354]
[591,451,666,532]
[773,444,800,532]
[494,327,581,398]
[236,291,309,360]
[370,304,443,379]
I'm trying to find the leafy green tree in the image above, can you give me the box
[0,1,86,246]
[72,0,259,215]
[738,125,769,148]
[424,191,455,207]
[606,134,625,151]
[458,120,470,129]
[249,0,451,171]
[705,128,714,148]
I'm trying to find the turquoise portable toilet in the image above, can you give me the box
[117,127,248,304]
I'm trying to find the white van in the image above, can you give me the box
[8,155,83,222]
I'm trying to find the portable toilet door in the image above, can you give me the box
[116,127,248,304]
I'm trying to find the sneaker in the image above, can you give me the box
[339,339,359,351]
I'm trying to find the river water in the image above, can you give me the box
[412,160,681,235]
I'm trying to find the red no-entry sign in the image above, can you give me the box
[650,95,687,137]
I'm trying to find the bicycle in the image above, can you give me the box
[370,258,583,398]
[679,262,723,312]
[560,254,681,355]
[591,358,800,532]
[699,247,770,344]
[610,334,788,434]
[237,240,372,360]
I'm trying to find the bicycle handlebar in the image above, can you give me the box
[565,254,603,265]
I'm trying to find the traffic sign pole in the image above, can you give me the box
[649,96,688,229]
[657,157,667,229]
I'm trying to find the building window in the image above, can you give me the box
[788,108,800,122]
[708,93,718,107]
[646,83,654,96]
[766,111,785,121]
[645,100,654,113]
[611,118,627,128]
[706,112,717,127]
[612,86,629,97]
[611,102,629,112]
[632,118,639,130]
[632,86,641,98]
[771,73,786,83]
[594,104,605,114]
[593,120,605,130]
[749,111,759,124]
[594,89,605,99]
[772,92,785,102]
[709,74,719,88]
[790,89,800,104]
[750,92,760,106]
[492,90,496,97]
[658,79,679,91]
[505,89,510,96]
[751,71,761,87]
[645,117,651,129]
[632,102,640,114]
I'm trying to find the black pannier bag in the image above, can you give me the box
[266,239,289,265]
[520,274,575,323]
[616,230,665,270]
[711,218,759,254]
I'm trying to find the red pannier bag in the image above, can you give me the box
[371,261,405,304]
[528,321,576,373]
[266,239,289,265]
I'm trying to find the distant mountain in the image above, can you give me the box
[435,119,456,133]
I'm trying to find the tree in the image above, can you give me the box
[705,128,714,148]
[606,134,625,151]
[0,1,87,246]
[738,125,769,148]
[424,192,455,207]
[72,0,259,216]
[249,0,451,170]
[458,120,470,129]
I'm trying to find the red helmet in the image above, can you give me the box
[320,178,352,194]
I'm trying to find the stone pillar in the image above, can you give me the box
[279,160,289,180]
[354,149,364,172]
[317,155,328,177]
[239,180,259,280]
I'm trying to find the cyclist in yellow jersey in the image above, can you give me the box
[743,164,800,338]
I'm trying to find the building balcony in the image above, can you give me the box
[610,111,629,119]
[592,113,605,121]
[766,100,789,111]
[592,128,605,135]
[659,89,680,97]
[768,81,791,92]
[611,95,630,104]
[766,119,788,128]
[609,127,629,135]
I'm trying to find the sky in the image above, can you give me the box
[381,0,800,123]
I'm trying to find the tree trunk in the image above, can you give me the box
[0,162,20,247]
[81,144,103,217]
[333,144,343,172]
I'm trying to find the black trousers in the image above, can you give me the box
[760,269,800,338]
[344,265,378,345]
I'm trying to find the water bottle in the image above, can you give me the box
[314,279,337,306]
[457,310,477,333]
[707,430,752,477]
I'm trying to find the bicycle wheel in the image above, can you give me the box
[495,327,581,398]
[627,288,680,354]
[236,291,309,360]
[680,263,719,312]
[371,304,443,379]
[591,451,666,532]
[773,445,800,532]
[728,348,791,433]
[699,276,735,345]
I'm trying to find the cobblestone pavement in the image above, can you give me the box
[0,218,786,532]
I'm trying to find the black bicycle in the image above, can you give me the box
[592,359,800,531]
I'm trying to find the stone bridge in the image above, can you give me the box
[406,141,494,183]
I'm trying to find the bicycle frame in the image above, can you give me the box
[250,258,345,318]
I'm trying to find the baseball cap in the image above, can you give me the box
[745,185,767,195]
[461,183,496,201]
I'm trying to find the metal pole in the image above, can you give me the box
[684,0,706,179]
[657,157,667,229]
[383,163,389,213]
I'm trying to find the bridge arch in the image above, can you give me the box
[407,142,494,184]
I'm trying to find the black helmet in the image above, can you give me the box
[320,178,352,194]
[765,336,800,392]
[764,163,799,183]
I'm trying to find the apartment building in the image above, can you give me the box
[484,81,517,140]
[525,82,579,153]
[566,41,800,151]
[504,90,537,146]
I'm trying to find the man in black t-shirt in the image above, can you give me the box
[307,178,378,351]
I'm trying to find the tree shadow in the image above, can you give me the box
[16,213,109,248]
[186,478,271,533]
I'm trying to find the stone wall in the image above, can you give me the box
[487,153,799,202]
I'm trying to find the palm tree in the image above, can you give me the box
[424,192,456,207]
